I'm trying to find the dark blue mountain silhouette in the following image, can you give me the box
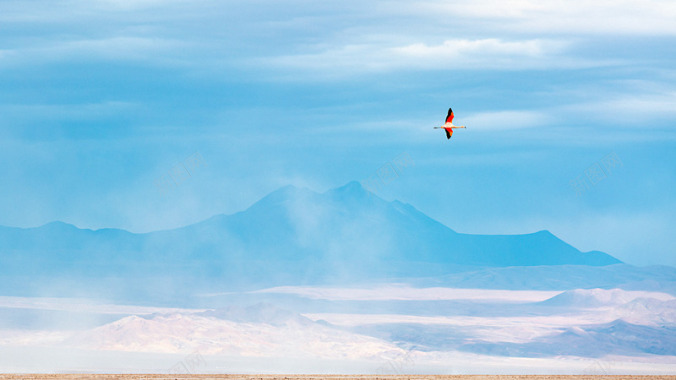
[0,181,623,300]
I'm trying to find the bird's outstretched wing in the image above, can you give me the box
[444,127,453,139]
[445,108,454,124]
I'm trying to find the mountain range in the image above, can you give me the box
[0,182,674,372]
[0,181,662,302]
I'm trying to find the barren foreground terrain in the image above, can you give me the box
[0,375,674,380]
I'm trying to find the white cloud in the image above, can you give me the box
[88,0,182,12]
[391,39,558,59]
[270,38,596,74]
[0,0,189,22]
[416,0,676,36]
[0,36,184,68]
[567,91,676,125]
[0,0,667,78]
[463,110,551,130]
[258,0,674,76]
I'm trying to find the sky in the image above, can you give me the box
[0,0,675,266]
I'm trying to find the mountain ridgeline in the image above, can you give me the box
[0,181,621,298]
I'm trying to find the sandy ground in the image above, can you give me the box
[0,375,674,380]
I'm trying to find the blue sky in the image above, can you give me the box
[0,0,675,266]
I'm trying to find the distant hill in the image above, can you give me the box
[65,303,402,359]
[0,181,623,300]
[539,288,674,308]
[461,319,676,357]
[412,264,676,291]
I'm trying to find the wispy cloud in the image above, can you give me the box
[254,285,562,302]
[567,90,676,125]
[0,0,666,78]
[463,110,551,131]
[0,101,138,120]
[269,38,600,75]
[0,36,185,68]
[416,0,676,36]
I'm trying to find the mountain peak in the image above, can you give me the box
[325,180,374,200]
[250,184,312,207]
[341,180,365,191]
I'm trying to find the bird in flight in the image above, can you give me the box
[434,107,466,140]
